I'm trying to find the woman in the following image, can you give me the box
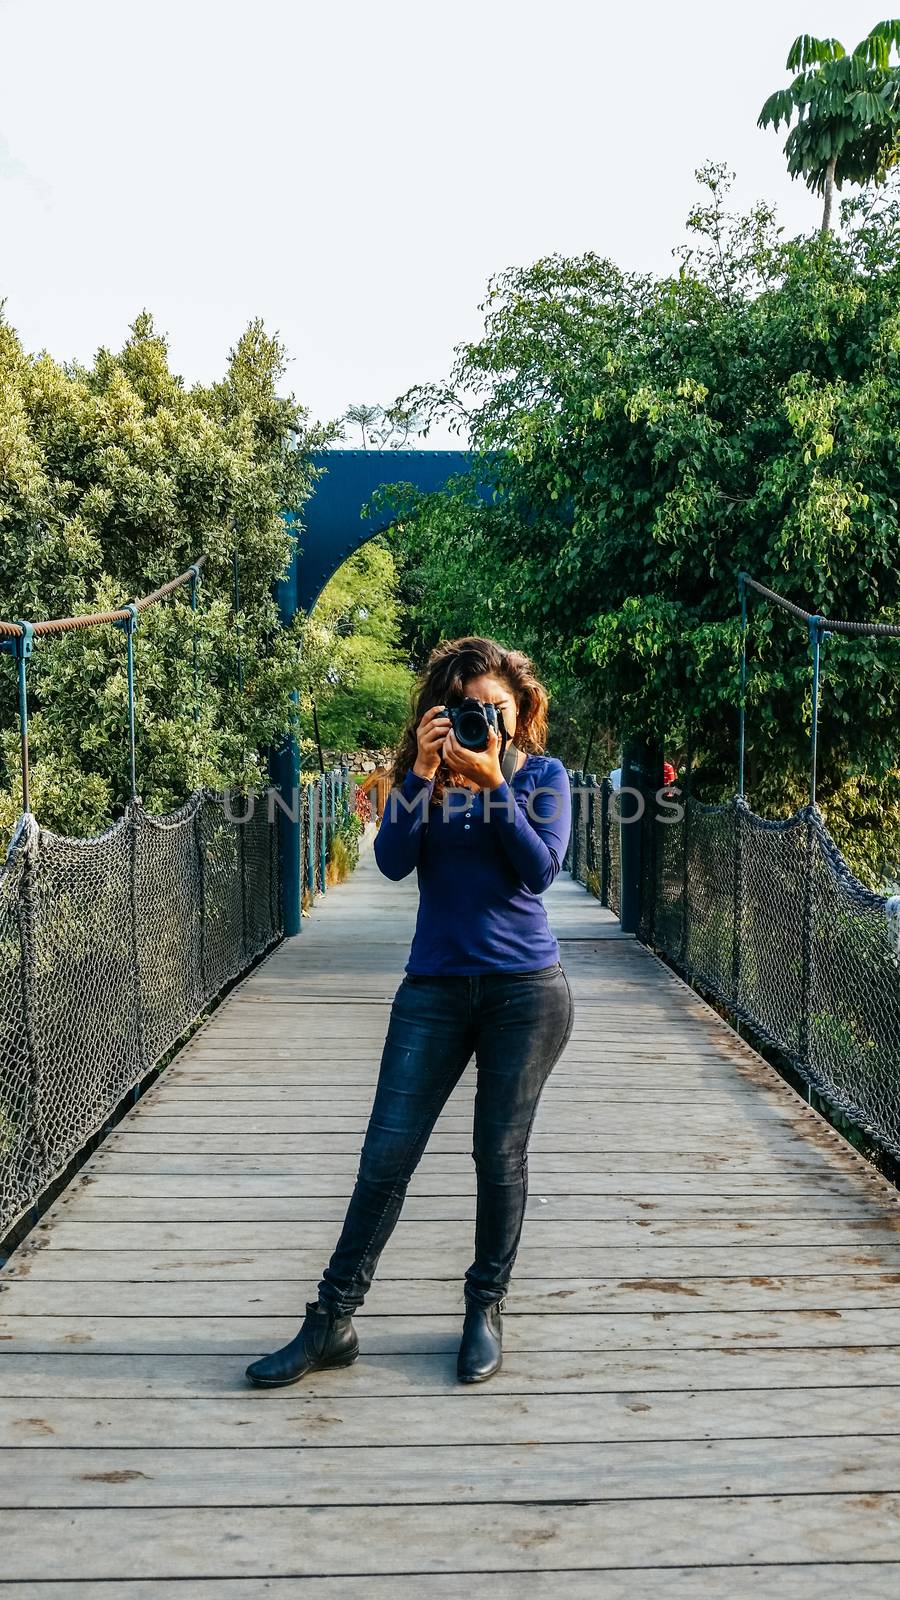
[246,636,574,1388]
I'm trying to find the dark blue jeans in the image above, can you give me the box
[317,962,575,1313]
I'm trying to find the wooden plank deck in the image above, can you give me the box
[3,835,900,1595]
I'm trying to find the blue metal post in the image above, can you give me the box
[619,739,650,935]
[808,616,824,807]
[306,782,315,899]
[737,573,748,798]
[189,563,201,723]
[319,774,327,890]
[1,623,35,814]
[113,604,139,804]
[273,514,302,935]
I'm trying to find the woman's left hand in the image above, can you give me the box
[442,726,504,790]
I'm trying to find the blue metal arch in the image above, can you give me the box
[282,449,491,617]
[275,448,494,935]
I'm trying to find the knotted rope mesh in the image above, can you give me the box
[571,780,900,1163]
[566,777,620,916]
[0,790,281,1237]
[1,539,361,1238]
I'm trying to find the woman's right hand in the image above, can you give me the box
[413,705,452,781]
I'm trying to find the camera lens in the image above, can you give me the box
[453,700,489,750]
[457,714,484,747]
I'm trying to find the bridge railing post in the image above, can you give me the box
[319,775,328,892]
[799,808,817,1075]
[599,777,612,909]
[730,796,745,1012]
[618,742,646,935]
[272,725,301,935]
[678,785,690,968]
[0,622,35,815]
[584,773,598,884]
[16,823,48,1177]
[305,783,315,904]
[566,770,583,880]
[562,770,575,875]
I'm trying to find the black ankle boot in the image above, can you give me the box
[246,1301,359,1389]
[457,1295,505,1383]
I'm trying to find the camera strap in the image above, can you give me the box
[500,734,521,785]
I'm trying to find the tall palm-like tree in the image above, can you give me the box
[342,404,383,450]
[759,20,900,231]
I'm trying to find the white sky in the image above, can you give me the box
[0,0,874,446]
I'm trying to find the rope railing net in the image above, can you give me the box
[0,790,280,1236]
[0,545,361,1237]
[0,765,356,1240]
[565,775,620,917]
[0,768,357,1241]
[570,778,900,1164]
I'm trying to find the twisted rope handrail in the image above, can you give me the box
[0,555,208,813]
[738,571,900,806]
[0,555,207,640]
[740,573,900,639]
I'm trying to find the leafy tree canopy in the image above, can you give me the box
[386,168,900,884]
[0,311,332,838]
[297,536,416,759]
[759,20,900,229]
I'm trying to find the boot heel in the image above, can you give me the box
[326,1348,361,1369]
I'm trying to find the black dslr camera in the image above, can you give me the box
[440,698,507,751]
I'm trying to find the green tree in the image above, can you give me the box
[759,20,900,232]
[297,536,416,758]
[341,401,426,450]
[342,403,383,449]
[0,310,333,840]
[390,168,900,885]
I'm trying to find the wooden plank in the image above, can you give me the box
[23,1216,900,1248]
[87,1149,881,1179]
[14,1245,900,1283]
[1,1498,900,1580]
[166,1054,779,1069]
[99,1119,834,1146]
[92,1139,864,1177]
[5,1271,900,1317]
[3,1346,900,1398]
[116,1123,814,1146]
[0,1570,896,1600]
[4,1307,900,1355]
[3,1433,900,1508]
[125,1106,808,1130]
[62,1170,878,1199]
[4,1386,900,1449]
[3,851,900,1590]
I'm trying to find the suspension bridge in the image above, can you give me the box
[2,832,900,1592]
[1,452,900,1591]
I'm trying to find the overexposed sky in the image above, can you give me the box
[0,0,874,444]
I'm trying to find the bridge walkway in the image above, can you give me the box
[2,841,900,1595]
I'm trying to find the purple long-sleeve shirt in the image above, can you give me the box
[373,754,572,975]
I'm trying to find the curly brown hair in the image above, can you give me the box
[390,636,550,802]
